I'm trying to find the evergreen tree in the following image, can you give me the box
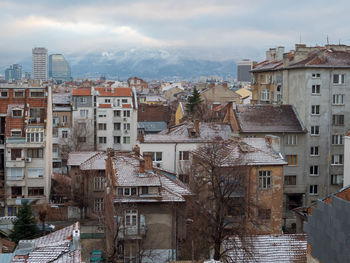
[10,200,40,244]
[186,87,202,114]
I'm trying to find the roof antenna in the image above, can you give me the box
[327,35,329,45]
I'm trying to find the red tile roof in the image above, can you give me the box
[72,88,91,96]
[95,87,133,97]
[99,103,111,108]
[122,104,132,108]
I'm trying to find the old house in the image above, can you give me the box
[200,83,241,106]
[128,77,148,93]
[104,151,191,263]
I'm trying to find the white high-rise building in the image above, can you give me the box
[32,47,48,81]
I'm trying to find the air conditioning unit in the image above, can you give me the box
[25,157,32,162]
[123,118,127,121]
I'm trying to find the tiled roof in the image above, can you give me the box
[288,49,350,68]
[53,93,71,105]
[234,105,305,133]
[94,87,132,97]
[235,87,252,99]
[143,122,232,143]
[79,152,107,170]
[251,60,283,72]
[225,234,307,262]
[99,103,111,108]
[12,222,81,263]
[67,152,101,166]
[137,122,167,132]
[72,88,91,96]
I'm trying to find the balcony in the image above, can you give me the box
[6,158,25,168]
[118,225,146,239]
[7,175,24,181]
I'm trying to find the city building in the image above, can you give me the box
[0,83,52,216]
[32,47,48,81]
[237,59,254,83]
[200,83,241,106]
[5,64,22,82]
[127,77,148,93]
[49,54,71,83]
[251,44,350,204]
[72,86,138,152]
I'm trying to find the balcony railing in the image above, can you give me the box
[118,225,146,239]
[7,176,24,181]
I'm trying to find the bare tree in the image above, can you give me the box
[179,140,258,262]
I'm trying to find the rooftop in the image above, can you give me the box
[72,88,91,96]
[94,87,133,97]
[234,105,305,133]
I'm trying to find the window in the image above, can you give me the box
[333,94,344,105]
[11,130,21,137]
[62,130,68,138]
[62,115,68,123]
[14,91,24,97]
[284,175,296,185]
[53,144,58,153]
[98,137,107,144]
[311,105,320,115]
[0,90,8,97]
[28,187,44,196]
[53,162,61,168]
[310,165,319,176]
[312,73,321,78]
[28,168,44,178]
[121,187,137,196]
[30,91,44,97]
[309,185,318,195]
[258,209,271,220]
[11,149,21,160]
[151,152,162,162]
[26,130,44,143]
[332,115,344,125]
[12,110,22,118]
[94,198,104,212]
[286,155,297,166]
[260,90,270,101]
[123,136,130,144]
[105,99,111,103]
[125,210,137,226]
[80,97,87,104]
[98,123,107,130]
[78,137,86,143]
[179,151,190,161]
[310,146,319,156]
[11,187,22,198]
[311,85,320,94]
[94,177,104,191]
[122,99,128,103]
[114,123,121,130]
[114,136,121,144]
[123,123,130,131]
[310,126,319,135]
[114,110,121,117]
[141,186,149,195]
[331,154,343,165]
[9,168,23,180]
[333,74,345,84]
[332,135,343,145]
[27,149,43,158]
[123,110,130,117]
[331,174,343,185]
[117,188,123,196]
[80,110,88,117]
[117,99,121,107]
[259,171,271,189]
[286,135,297,145]
[98,111,106,118]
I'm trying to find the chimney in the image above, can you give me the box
[107,148,115,157]
[194,120,200,134]
[265,135,280,153]
[222,82,228,88]
[143,152,153,170]
[139,159,145,173]
[72,226,81,250]
[209,83,215,89]
[133,144,140,157]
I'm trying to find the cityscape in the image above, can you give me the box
[0,1,349,263]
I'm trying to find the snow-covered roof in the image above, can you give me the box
[67,152,101,166]
[225,234,307,263]
[12,222,81,263]
[143,122,232,143]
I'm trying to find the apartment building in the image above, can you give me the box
[251,44,350,205]
[0,83,52,216]
[32,47,48,81]
[72,86,138,152]
[52,86,72,173]
[128,77,148,93]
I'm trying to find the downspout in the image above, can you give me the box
[174,143,178,174]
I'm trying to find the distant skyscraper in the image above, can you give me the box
[24,72,31,80]
[49,54,71,82]
[237,59,254,82]
[5,64,22,81]
[32,47,48,81]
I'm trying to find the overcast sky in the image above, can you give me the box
[1,0,349,65]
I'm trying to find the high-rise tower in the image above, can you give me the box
[49,54,71,82]
[32,47,48,81]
